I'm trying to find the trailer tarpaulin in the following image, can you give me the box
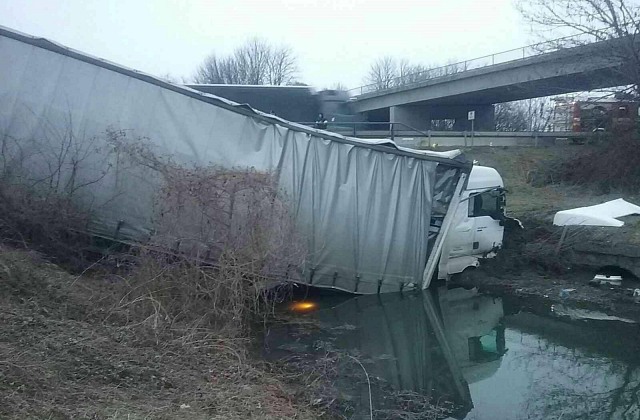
[0,26,470,293]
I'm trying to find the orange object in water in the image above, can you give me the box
[289,301,318,313]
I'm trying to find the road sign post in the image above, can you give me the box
[468,110,475,145]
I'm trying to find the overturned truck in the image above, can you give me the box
[0,25,471,294]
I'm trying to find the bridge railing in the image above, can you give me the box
[300,121,432,140]
[301,121,588,141]
[348,32,597,97]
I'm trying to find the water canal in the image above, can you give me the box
[261,286,640,419]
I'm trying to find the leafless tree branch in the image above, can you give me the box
[193,38,298,85]
[517,0,640,95]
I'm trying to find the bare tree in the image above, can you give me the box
[267,45,297,85]
[426,59,467,78]
[397,59,429,86]
[193,37,298,85]
[365,56,398,90]
[194,54,239,84]
[495,102,529,132]
[495,98,554,131]
[364,57,469,91]
[517,0,640,95]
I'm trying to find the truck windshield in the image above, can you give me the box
[469,189,505,219]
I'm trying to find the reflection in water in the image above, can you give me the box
[289,301,319,313]
[470,310,640,420]
[263,287,640,419]
[313,290,473,406]
[440,288,506,387]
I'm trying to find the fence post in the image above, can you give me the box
[353,123,357,137]
[390,124,395,141]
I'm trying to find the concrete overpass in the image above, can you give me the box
[350,38,632,131]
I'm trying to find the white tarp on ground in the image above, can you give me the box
[0,25,470,294]
[553,198,640,227]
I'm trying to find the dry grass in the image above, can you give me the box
[465,136,640,220]
[105,249,275,341]
[464,145,586,219]
[0,247,325,420]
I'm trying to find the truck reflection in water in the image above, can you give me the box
[263,287,506,418]
[440,288,506,387]
[263,287,640,419]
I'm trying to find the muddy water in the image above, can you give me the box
[261,286,640,420]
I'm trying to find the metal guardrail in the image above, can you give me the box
[347,32,597,97]
[302,121,592,141]
[301,121,432,140]
[389,130,590,138]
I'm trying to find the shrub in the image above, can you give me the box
[0,125,109,268]
[1,125,305,337]
[529,128,640,192]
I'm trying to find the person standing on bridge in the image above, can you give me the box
[315,113,328,130]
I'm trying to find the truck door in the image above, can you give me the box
[447,191,476,259]
[468,189,505,256]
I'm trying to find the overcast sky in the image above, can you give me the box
[0,0,535,89]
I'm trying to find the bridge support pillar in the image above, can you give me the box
[390,105,431,131]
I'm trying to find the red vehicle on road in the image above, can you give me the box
[571,100,639,133]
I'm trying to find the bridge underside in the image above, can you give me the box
[353,40,630,131]
[414,68,623,106]
[366,67,625,132]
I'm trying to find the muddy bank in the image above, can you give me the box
[448,144,640,321]
[456,269,640,322]
[455,215,640,322]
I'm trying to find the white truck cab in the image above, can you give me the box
[440,166,506,279]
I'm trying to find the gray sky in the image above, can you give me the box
[0,0,533,89]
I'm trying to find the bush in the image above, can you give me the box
[530,129,640,192]
[1,126,305,337]
[0,129,102,268]
[107,250,268,340]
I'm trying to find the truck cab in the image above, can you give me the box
[440,166,506,279]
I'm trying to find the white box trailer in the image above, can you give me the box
[0,26,483,294]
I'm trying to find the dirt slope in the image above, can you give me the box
[0,248,321,420]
